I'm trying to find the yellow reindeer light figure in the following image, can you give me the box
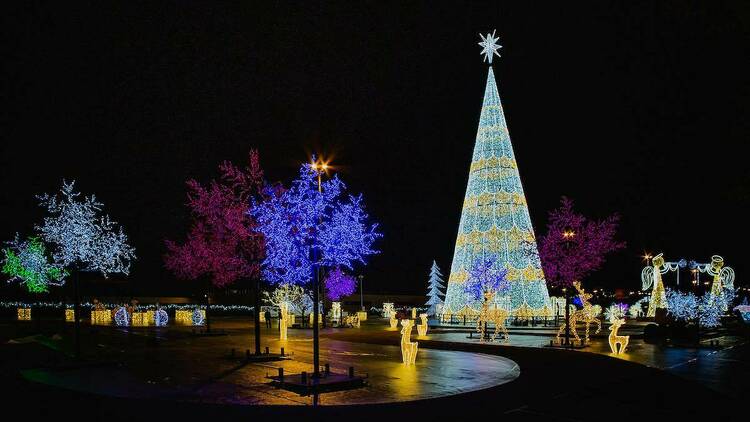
[608,318,629,354]
[417,313,428,337]
[556,281,602,345]
[477,291,510,342]
[389,310,399,329]
[400,319,418,365]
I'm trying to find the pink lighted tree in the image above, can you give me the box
[164,150,268,352]
[538,197,625,289]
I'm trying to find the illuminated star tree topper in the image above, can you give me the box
[478,30,502,64]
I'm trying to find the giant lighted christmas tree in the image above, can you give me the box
[443,31,551,317]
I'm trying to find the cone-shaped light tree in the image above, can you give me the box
[443,31,551,316]
[425,260,445,316]
[251,160,381,377]
[36,180,136,357]
[164,150,267,353]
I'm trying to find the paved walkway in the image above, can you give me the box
[1,317,745,420]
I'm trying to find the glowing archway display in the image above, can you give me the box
[642,254,735,315]
[443,31,551,317]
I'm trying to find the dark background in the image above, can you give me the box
[1,1,748,299]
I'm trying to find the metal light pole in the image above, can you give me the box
[359,275,364,311]
[563,287,570,346]
[311,158,329,379]
[562,229,575,347]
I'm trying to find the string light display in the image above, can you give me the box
[665,288,735,328]
[192,309,206,326]
[154,308,168,326]
[36,181,135,276]
[175,310,193,325]
[331,302,342,324]
[628,302,643,318]
[91,310,112,325]
[17,308,31,320]
[604,303,628,322]
[114,307,129,326]
[2,235,67,293]
[400,319,419,365]
[417,313,428,337]
[325,267,357,301]
[131,311,150,327]
[642,254,735,316]
[0,301,244,313]
[251,164,381,285]
[425,260,445,316]
[608,318,629,354]
[382,303,394,318]
[444,32,551,318]
[641,253,669,317]
[357,310,368,322]
[555,281,601,344]
[65,309,75,322]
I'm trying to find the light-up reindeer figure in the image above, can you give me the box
[400,319,418,365]
[608,317,629,354]
[477,291,510,343]
[417,313,429,337]
[556,281,601,344]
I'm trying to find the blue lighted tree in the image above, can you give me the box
[464,256,510,303]
[251,161,380,376]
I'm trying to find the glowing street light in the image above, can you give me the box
[308,155,331,380]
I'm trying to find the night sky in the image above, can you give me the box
[2,2,748,299]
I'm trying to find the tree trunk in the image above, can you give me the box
[205,279,211,333]
[254,278,261,355]
[74,269,81,358]
[313,269,320,377]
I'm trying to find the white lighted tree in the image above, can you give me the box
[425,260,445,316]
[263,283,307,340]
[37,181,136,356]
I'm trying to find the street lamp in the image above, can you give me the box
[562,228,575,346]
[642,253,652,266]
[309,156,331,379]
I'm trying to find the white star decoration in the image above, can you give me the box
[478,30,502,64]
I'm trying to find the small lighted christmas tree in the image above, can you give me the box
[425,260,445,316]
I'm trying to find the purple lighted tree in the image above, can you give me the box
[164,150,267,352]
[251,160,381,377]
[325,267,357,302]
[538,197,625,289]
[537,197,625,346]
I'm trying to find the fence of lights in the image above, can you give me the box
[0,301,253,313]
